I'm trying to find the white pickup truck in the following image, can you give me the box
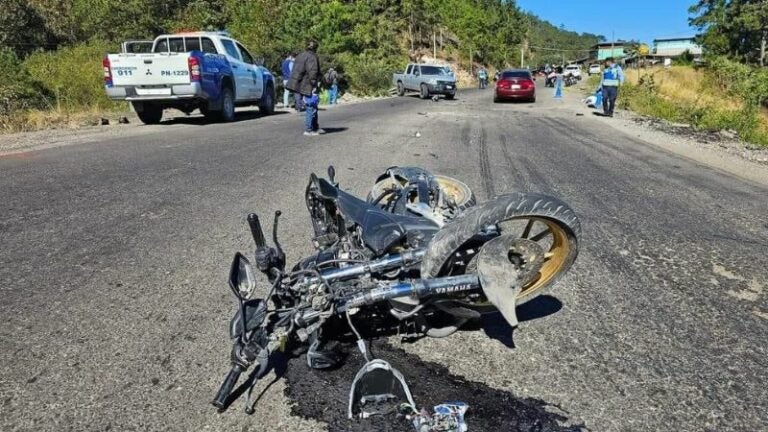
[104,32,276,124]
[393,64,457,99]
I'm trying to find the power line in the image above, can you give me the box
[528,45,593,52]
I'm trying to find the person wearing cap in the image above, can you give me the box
[287,39,323,136]
[601,57,624,117]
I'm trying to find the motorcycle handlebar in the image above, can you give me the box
[247,213,267,248]
[211,365,243,411]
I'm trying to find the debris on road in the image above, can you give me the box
[407,402,469,432]
[348,359,416,419]
[118,116,130,124]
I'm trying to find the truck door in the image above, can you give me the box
[404,64,413,89]
[221,39,250,101]
[410,64,421,89]
[237,43,262,100]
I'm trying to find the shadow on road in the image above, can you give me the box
[321,127,348,134]
[463,295,563,349]
[284,339,586,432]
[160,110,288,126]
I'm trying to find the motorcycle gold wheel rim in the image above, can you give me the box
[518,218,571,300]
[461,217,572,306]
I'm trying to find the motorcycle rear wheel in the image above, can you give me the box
[368,175,476,212]
[421,192,580,306]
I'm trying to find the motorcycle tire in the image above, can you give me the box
[421,192,580,306]
[368,175,476,212]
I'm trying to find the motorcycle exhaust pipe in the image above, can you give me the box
[338,274,480,312]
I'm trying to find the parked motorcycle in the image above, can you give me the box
[564,74,578,87]
[211,166,580,413]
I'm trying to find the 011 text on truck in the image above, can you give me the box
[104,32,276,124]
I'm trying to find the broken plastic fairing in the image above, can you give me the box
[348,359,416,419]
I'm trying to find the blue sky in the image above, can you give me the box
[517,0,696,45]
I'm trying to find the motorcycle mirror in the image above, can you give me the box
[327,165,336,184]
[228,252,256,300]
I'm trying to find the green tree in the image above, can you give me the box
[690,0,768,65]
[0,0,54,56]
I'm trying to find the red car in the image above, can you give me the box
[494,69,536,103]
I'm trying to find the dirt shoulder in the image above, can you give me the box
[565,83,768,187]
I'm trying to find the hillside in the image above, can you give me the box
[1,0,603,131]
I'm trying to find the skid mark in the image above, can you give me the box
[461,122,471,147]
[477,123,495,199]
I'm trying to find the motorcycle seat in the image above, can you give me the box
[314,178,439,255]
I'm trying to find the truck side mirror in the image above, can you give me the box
[254,57,264,66]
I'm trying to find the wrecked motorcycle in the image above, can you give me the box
[212,166,580,416]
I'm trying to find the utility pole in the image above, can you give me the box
[433,31,437,59]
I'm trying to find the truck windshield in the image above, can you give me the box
[419,66,450,76]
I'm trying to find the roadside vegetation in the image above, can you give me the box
[587,60,768,147]
[593,1,768,147]
[0,0,600,133]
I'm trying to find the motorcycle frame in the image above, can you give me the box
[304,248,482,314]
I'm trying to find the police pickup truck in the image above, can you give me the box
[104,32,275,124]
[393,64,456,100]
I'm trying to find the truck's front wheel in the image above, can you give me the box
[397,82,405,96]
[133,102,163,125]
[419,84,429,99]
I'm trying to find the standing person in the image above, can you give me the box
[287,39,323,136]
[601,57,624,117]
[291,53,304,113]
[325,67,339,105]
[477,67,488,89]
[281,53,294,109]
[553,66,564,99]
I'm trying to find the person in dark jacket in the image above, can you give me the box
[287,39,323,135]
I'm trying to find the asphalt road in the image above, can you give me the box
[1,89,767,432]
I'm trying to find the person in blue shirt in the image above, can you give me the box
[477,68,488,89]
[281,53,294,110]
[601,57,624,117]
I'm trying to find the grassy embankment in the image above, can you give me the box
[0,42,131,133]
[589,59,768,147]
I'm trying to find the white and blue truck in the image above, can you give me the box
[104,32,276,124]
